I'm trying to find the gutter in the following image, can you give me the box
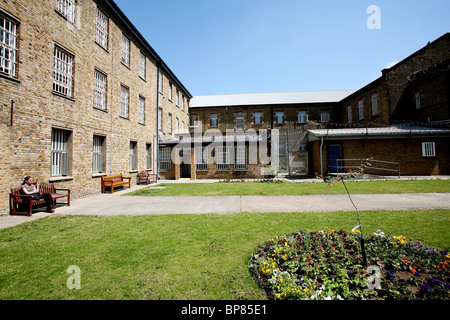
[320,136,324,177]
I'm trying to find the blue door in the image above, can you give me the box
[328,145,342,173]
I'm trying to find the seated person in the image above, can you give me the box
[21,176,54,213]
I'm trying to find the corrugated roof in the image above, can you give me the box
[190,90,357,108]
[308,124,450,139]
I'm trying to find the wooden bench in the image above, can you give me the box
[137,171,158,185]
[101,174,131,193]
[10,182,71,216]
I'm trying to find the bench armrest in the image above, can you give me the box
[54,188,70,193]
[123,177,132,181]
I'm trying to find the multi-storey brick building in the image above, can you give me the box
[309,33,450,176]
[0,0,191,214]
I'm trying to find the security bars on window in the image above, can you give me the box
[120,85,129,118]
[159,147,171,171]
[234,146,247,170]
[196,147,208,171]
[0,16,17,77]
[53,46,73,97]
[95,9,108,49]
[51,129,69,176]
[56,0,76,24]
[217,147,230,171]
[121,33,130,66]
[93,136,104,173]
[94,70,107,110]
[139,96,145,124]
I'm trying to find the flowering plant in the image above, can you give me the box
[249,229,449,300]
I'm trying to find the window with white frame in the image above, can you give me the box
[94,69,107,110]
[159,147,171,171]
[276,111,284,124]
[120,85,129,118]
[139,51,146,80]
[210,114,218,127]
[196,147,208,171]
[347,105,352,123]
[145,143,152,169]
[51,128,71,177]
[415,92,421,109]
[253,112,262,124]
[168,113,172,133]
[217,147,230,171]
[298,111,308,124]
[93,135,105,173]
[175,117,179,134]
[182,95,185,111]
[236,113,244,129]
[56,0,76,24]
[138,95,145,124]
[130,141,137,171]
[168,81,172,100]
[321,110,330,123]
[0,15,18,78]
[121,33,130,66]
[176,89,180,106]
[158,107,163,132]
[95,8,108,49]
[158,70,163,93]
[53,46,74,98]
[234,146,247,170]
[358,99,364,120]
[422,142,436,157]
[371,93,378,116]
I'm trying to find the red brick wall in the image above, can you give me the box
[310,137,450,176]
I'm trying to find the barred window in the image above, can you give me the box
[196,147,208,171]
[235,146,247,171]
[56,0,76,24]
[51,128,71,177]
[53,46,74,97]
[422,142,436,157]
[93,135,105,173]
[321,110,330,123]
[210,114,218,127]
[168,113,172,133]
[139,52,146,80]
[146,144,152,169]
[95,8,108,48]
[253,112,262,124]
[0,16,18,77]
[236,113,244,129]
[94,69,107,110]
[130,141,137,171]
[120,85,129,118]
[217,147,230,171]
[371,93,378,116]
[121,33,130,66]
[138,96,145,124]
[159,147,171,171]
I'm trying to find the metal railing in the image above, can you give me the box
[330,158,401,178]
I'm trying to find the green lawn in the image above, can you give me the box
[126,179,450,196]
[0,209,448,300]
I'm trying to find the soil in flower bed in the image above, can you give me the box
[249,229,450,300]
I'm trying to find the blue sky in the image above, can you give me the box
[114,0,450,96]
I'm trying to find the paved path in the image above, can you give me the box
[1,182,450,229]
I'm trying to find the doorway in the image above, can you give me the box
[327,144,342,173]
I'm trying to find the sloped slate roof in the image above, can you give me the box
[308,124,450,139]
[190,90,357,108]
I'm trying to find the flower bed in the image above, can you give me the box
[249,229,450,300]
